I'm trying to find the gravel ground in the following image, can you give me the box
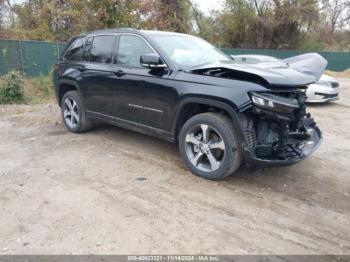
[0,79,349,255]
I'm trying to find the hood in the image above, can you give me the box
[188,61,316,87]
[283,53,328,80]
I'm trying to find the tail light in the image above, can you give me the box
[54,63,61,71]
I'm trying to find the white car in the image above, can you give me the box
[306,74,339,103]
[231,54,339,103]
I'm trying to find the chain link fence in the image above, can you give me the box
[1,39,349,77]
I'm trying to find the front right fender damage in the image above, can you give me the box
[237,90,322,169]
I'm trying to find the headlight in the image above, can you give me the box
[250,92,299,114]
[330,81,339,88]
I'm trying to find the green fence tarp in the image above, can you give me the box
[0,39,66,77]
[0,40,22,76]
[1,39,349,77]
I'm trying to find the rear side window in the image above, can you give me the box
[63,37,86,61]
[88,35,115,63]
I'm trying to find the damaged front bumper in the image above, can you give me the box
[243,123,322,168]
[240,90,322,168]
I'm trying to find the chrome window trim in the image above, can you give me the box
[62,32,169,69]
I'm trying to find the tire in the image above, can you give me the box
[60,90,92,133]
[179,112,242,180]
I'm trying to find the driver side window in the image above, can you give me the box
[116,35,155,68]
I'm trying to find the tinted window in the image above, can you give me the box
[88,35,115,63]
[117,35,155,68]
[64,37,86,61]
[82,37,94,61]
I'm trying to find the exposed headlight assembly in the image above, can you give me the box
[250,92,299,114]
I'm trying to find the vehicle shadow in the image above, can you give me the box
[85,123,349,213]
[90,122,180,156]
[91,122,303,182]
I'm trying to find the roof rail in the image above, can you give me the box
[114,27,136,30]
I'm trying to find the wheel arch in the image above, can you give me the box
[57,79,83,107]
[173,97,244,142]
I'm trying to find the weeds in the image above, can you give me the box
[0,71,54,105]
[0,71,25,104]
[26,73,54,104]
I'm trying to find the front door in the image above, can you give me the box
[111,34,177,131]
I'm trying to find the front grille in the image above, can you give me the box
[245,120,257,150]
[245,130,257,150]
[315,92,338,99]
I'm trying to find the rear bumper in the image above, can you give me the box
[243,125,322,168]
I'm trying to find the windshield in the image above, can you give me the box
[150,34,231,68]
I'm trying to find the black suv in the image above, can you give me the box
[54,28,322,180]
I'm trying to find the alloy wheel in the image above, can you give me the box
[184,124,226,172]
[63,97,80,129]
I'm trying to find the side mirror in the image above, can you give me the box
[140,54,167,69]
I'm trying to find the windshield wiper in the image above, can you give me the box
[183,60,232,71]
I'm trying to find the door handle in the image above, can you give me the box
[114,70,125,77]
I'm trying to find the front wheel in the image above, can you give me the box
[179,113,242,180]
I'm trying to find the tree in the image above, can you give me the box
[0,0,11,38]
[149,0,192,33]
[1,0,349,51]
[322,0,348,33]
[218,0,258,48]
[9,0,147,41]
[270,0,319,49]
[0,0,5,38]
[89,0,142,28]
[10,0,97,41]
[8,0,194,41]
[215,0,320,49]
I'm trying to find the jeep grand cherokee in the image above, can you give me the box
[53,29,322,180]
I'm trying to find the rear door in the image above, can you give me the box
[77,35,118,116]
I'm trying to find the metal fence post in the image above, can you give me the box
[17,40,25,75]
[56,42,60,59]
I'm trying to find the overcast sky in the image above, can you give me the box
[191,0,224,14]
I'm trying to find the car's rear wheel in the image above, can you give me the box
[61,91,92,133]
[179,113,242,180]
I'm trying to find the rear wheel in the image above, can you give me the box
[61,91,92,133]
[179,113,242,180]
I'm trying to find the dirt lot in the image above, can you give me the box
[0,79,350,255]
